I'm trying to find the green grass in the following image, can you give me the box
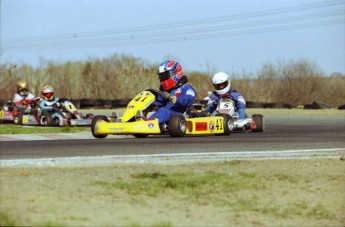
[92,170,266,200]
[2,159,342,226]
[0,212,17,227]
[0,124,88,134]
[91,170,336,220]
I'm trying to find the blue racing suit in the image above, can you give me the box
[150,84,196,124]
[39,97,60,112]
[206,88,246,119]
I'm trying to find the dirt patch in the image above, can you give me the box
[1,158,344,226]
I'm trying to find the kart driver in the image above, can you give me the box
[206,72,247,119]
[149,60,196,126]
[39,85,60,111]
[13,80,35,107]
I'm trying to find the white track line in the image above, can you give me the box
[1,148,344,167]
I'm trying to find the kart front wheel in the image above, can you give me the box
[14,114,23,125]
[91,115,109,139]
[169,115,186,137]
[216,114,234,136]
[252,114,264,132]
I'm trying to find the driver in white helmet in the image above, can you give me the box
[39,85,60,112]
[206,72,246,119]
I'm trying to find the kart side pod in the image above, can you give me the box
[185,114,234,135]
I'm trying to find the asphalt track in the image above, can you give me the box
[1,114,344,166]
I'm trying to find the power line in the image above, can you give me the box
[4,19,343,51]
[1,0,344,50]
[2,0,344,44]
[3,10,344,50]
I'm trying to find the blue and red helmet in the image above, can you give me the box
[158,60,183,91]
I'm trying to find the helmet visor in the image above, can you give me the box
[213,81,229,91]
[158,69,176,82]
[19,88,29,96]
[44,92,54,99]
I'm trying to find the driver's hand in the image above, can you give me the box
[160,91,171,100]
[53,102,61,109]
[169,96,177,104]
[161,91,176,104]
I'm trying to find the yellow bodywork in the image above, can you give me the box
[64,101,78,113]
[94,118,161,135]
[121,91,156,122]
[94,116,226,135]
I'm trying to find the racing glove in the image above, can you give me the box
[53,102,61,109]
[161,91,177,104]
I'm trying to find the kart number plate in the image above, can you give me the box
[23,115,28,124]
[219,101,232,109]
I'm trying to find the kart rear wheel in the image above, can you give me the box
[91,115,109,139]
[169,115,186,137]
[216,114,234,136]
[13,114,23,125]
[252,114,264,132]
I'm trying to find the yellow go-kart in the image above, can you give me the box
[91,89,234,139]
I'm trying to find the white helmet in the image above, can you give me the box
[212,72,231,95]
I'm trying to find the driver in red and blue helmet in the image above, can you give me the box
[149,60,196,125]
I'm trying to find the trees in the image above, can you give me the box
[1,57,344,107]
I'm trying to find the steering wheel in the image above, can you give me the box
[145,89,162,99]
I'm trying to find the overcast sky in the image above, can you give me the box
[1,0,344,75]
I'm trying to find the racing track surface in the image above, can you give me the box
[1,114,345,165]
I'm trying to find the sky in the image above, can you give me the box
[1,0,345,76]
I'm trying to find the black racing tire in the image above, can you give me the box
[215,114,234,136]
[53,117,61,126]
[91,115,109,139]
[252,114,264,132]
[85,113,94,119]
[42,112,54,126]
[133,134,149,138]
[169,115,186,137]
[13,114,23,125]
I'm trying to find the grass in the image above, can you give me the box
[0,124,88,134]
[0,213,16,227]
[1,159,344,226]
[92,171,266,198]
[90,169,337,220]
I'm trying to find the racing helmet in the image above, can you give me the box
[212,72,231,95]
[41,85,54,101]
[17,80,29,97]
[158,60,183,91]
